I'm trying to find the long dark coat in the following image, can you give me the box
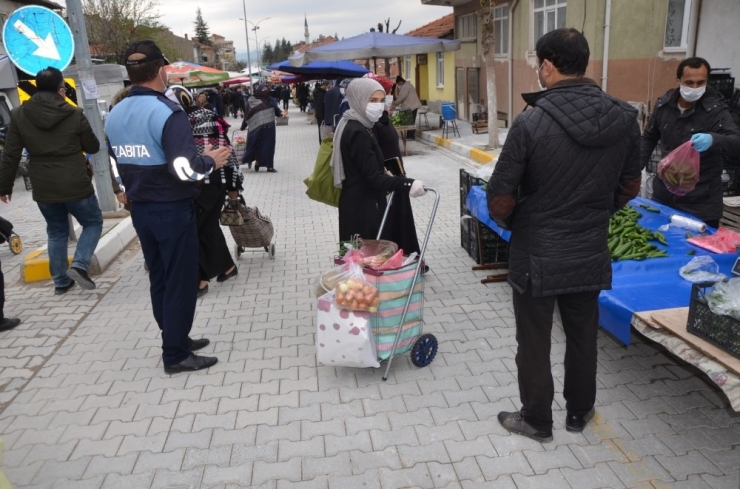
[338,120,414,242]
[372,112,421,255]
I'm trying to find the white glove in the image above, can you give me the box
[410,180,426,198]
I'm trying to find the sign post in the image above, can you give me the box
[2,4,116,212]
[63,1,116,213]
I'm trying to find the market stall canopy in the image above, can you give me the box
[267,59,370,78]
[288,31,460,67]
[222,76,251,86]
[165,61,229,87]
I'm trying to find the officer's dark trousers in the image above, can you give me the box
[132,200,198,366]
[512,286,600,432]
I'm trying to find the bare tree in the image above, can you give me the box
[479,0,500,148]
[373,18,402,78]
[83,0,164,65]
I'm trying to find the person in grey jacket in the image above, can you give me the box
[640,57,740,227]
[487,28,641,443]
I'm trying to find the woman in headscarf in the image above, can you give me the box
[165,85,243,297]
[332,78,426,244]
[240,83,286,172]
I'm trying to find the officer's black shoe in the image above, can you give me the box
[566,408,595,432]
[498,411,553,443]
[0,318,21,332]
[164,353,218,374]
[188,337,210,352]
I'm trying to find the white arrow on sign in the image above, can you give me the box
[13,19,61,61]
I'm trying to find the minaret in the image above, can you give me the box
[304,14,309,45]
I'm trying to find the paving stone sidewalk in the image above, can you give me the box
[0,107,737,488]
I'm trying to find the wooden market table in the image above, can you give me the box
[394,125,417,156]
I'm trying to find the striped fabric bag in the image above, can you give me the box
[362,261,425,360]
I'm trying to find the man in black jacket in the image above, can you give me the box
[323,81,343,130]
[487,28,641,442]
[640,57,740,227]
[313,80,329,142]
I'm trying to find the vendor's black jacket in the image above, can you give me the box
[487,78,642,297]
[338,120,414,241]
[324,86,343,127]
[313,86,327,121]
[640,86,740,222]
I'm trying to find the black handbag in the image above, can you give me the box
[219,197,244,227]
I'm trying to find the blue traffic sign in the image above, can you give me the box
[2,6,74,76]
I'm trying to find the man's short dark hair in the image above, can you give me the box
[36,67,64,92]
[127,58,165,84]
[535,28,590,77]
[677,57,711,79]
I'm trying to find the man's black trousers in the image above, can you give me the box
[132,199,198,367]
[512,286,600,432]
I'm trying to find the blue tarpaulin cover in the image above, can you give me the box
[465,185,736,345]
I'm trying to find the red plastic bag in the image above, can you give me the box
[657,141,700,196]
[687,227,740,254]
[376,249,405,271]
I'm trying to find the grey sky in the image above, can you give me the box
[158,0,452,59]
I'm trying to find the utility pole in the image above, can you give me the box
[241,0,252,83]
[65,0,117,212]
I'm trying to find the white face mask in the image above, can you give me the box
[159,69,168,93]
[340,88,346,95]
[536,62,548,91]
[680,84,706,103]
[365,102,385,123]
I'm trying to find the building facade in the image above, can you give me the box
[421,0,727,123]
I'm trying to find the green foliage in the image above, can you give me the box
[194,8,211,45]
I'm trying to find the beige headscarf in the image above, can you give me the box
[331,78,385,188]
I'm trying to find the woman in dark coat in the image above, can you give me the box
[297,83,308,112]
[240,83,286,172]
[165,86,243,296]
[332,78,426,243]
[372,107,422,255]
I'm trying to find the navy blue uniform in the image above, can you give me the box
[105,86,215,366]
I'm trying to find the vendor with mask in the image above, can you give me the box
[332,78,426,243]
[640,57,740,227]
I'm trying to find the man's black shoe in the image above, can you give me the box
[216,267,238,283]
[164,353,218,374]
[566,408,595,432]
[188,337,210,352]
[54,280,76,295]
[0,318,21,332]
[497,411,553,443]
[66,267,96,290]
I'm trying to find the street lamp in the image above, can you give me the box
[240,0,252,82]
[247,17,270,70]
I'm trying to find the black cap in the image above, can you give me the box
[124,40,170,66]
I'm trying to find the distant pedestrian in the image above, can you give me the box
[324,80,343,130]
[105,40,230,374]
[391,75,422,140]
[280,85,291,111]
[487,28,642,442]
[337,79,351,121]
[313,80,329,142]
[198,93,214,112]
[240,83,286,172]
[0,66,103,295]
[297,83,308,112]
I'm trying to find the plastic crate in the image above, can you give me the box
[722,165,739,197]
[462,217,509,265]
[646,146,662,174]
[708,74,735,101]
[687,283,740,359]
[459,169,486,216]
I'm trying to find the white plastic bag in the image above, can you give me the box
[706,278,740,321]
[679,256,727,284]
[316,291,379,368]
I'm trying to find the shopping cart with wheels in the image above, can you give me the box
[226,195,276,260]
[0,216,22,254]
[331,188,441,380]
